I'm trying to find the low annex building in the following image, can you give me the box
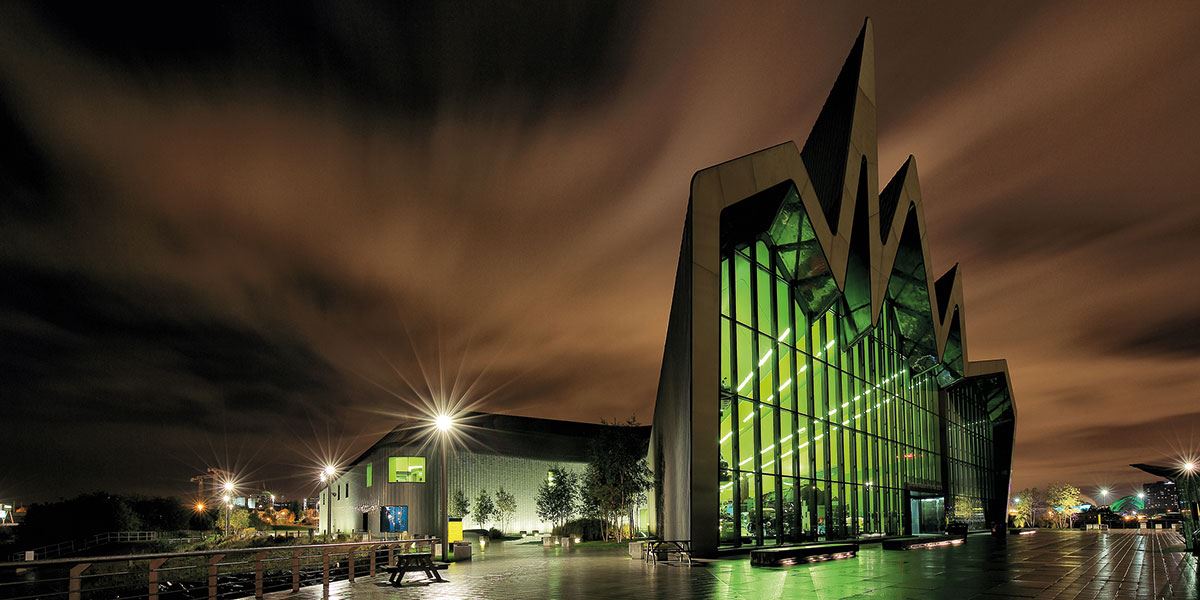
[648,19,1017,556]
[324,412,650,537]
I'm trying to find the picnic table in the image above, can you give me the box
[382,552,446,586]
[643,540,692,565]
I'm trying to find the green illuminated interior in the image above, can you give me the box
[717,232,977,546]
[366,462,373,488]
[387,456,427,483]
[945,384,995,528]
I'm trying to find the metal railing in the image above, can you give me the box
[0,537,437,600]
[9,531,183,562]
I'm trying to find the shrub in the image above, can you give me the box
[553,518,606,541]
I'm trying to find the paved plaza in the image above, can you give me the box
[260,530,1197,600]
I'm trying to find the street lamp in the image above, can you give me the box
[1137,492,1145,499]
[321,465,337,538]
[221,480,235,536]
[433,414,455,561]
[1183,461,1197,474]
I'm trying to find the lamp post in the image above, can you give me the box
[321,465,336,539]
[435,414,454,561]
[222,481,235,536]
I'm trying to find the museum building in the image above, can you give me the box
[647,19,1017,556]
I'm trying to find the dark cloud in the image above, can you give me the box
[1109,313,1200,358]
[1,1,1199,501]
[26,2,642,117]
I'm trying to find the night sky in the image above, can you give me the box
[2,2,1198,503]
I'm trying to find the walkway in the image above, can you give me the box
[257,530,1197,599]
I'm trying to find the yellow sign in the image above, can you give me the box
[447,517,464,544]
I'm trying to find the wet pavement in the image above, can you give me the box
[257,529,1197,599]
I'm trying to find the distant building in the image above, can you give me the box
[324,413,649,536]
[1143,481,1180,515]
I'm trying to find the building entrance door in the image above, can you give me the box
[909,495,944,535]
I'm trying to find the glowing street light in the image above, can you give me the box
[320,464,338,538]
[1137,492,1145,500]
[219,482,235,540]
[1099,488,1109,498]
[195,502,206,513]
[433,414,455,560]
[1183,461,1197,474]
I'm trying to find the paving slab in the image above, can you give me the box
[254,530,1197,599]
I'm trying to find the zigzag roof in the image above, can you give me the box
[690,18,975,383]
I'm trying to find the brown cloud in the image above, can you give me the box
[1,1,1198,499]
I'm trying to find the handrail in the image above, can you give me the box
[0,537,436,568]
[10,530,171,561]
[0,537,440,600]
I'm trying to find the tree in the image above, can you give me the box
[579,417,652,541]
[1047,483,1082,528]
[536,466,578,532]
[129,496,190,531]
[450,489,471,519]
[20,493,141,547]
[228,507,251,532]
[473,489,495,529]
[1011,487,1040,528]
[494,487,516,534]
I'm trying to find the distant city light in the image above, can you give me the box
[194,502,205,512]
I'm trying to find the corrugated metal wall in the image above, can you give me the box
[328,445,585,536]
[447,452,585,532]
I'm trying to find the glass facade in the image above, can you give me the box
[717,239,976,547]
[945,383,995,529]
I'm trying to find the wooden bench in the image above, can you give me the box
[382,553,446,586]
[644,540,692,565]
[750,542,859,566]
